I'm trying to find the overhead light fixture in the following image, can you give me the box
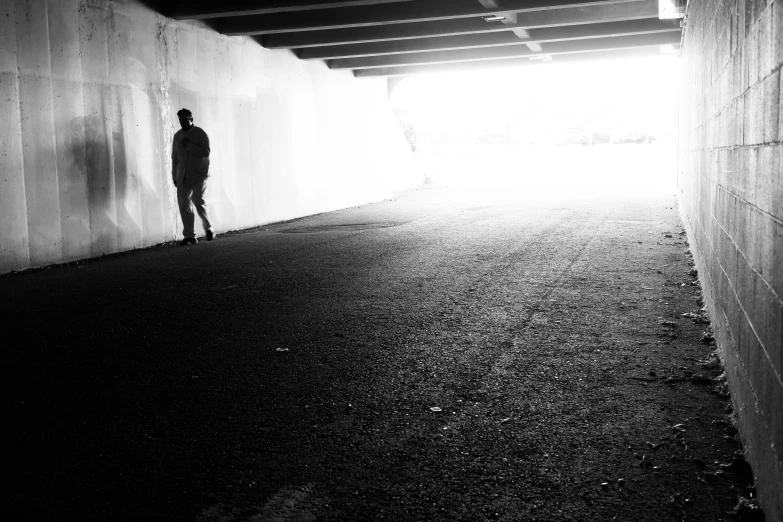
[659,0,687,19]
[483,15,506,21]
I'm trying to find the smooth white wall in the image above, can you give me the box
[0,0,419,273]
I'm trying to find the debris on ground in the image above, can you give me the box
[682,311,711,324]
[690,373,714,385]
[729,497,765,521]
[275,347,289,352]
[430,407,442,412]
[700,353,722,370]
[701,331,715,344]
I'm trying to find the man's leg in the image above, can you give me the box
[177,181,196,239]
[191,178,212,235]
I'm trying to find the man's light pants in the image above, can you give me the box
[177,178,212,239]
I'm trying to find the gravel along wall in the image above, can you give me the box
[676,0,782,517]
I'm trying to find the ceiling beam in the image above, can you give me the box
[338,31,680,69]
[168,0,414,20]
[218,0,638,36]
[296,18,680,59]
[257,0,659,48]
[354,45,669,77]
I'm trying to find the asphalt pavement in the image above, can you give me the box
[8,147,755,520]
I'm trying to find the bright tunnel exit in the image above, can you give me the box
[390,55,680,202]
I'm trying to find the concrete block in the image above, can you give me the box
[746,311,765,392]
[132,88,167,247]
[762,282,783,379]
[738,253,756,323]
[722,185,732,229]
[770,219,783,297]
[719,148,730,187]
[18,73,62,266]
[728,227,740,281]
[15,0,51,76]
[765,376,783,493]
[729,101,740,149]
[104,10,143,251]
[78,4,109,83]
[723,330,783,522]
[107,10,131,86]
[753,81,766,144]
[731,1,740,56]
[126,14,160,91]
[751,342,783,456]
[196,34,217,95]
[82,83,118,256]
[0,1,18,74]
[763,70,780,143]
[0,72,30,272]
[47,0,81,81]
[752,0,767,26]
[757,145,779,214]
[750,265,768,334]
[738,0,749,48]
[726,269,742,334]
[727,185,737,238]
[742,145,759,204]
[774,0,783,69]
[748,22,760,87]
[741,41,750,95]
[51,79,92,262]
[757,2,774,77]
[176,28,198,92]
[747,206,763,270]
[740,307,756,370]
[755,350,782,463]
[47,0,91,262]
[111,84,143,252]
[732,52,742,110]
[735,95,745,145]
[774,146,783,217]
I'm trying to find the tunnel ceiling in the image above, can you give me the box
[166,0,683,77]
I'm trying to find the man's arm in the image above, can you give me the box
[183,129,210,158]
[171,135,178,186]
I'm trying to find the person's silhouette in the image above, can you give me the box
[172,108,214,245]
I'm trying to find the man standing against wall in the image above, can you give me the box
[172,108,214,245]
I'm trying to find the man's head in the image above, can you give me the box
[177,108,194,130]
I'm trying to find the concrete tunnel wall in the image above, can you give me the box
[0,0,419,274]
[677,0,782,517]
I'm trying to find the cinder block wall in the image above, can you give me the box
[677,0,782,517]
[0,0,419,274]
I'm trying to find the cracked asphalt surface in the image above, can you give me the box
[8,148,756,520]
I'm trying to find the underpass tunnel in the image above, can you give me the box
[1,0,780,517]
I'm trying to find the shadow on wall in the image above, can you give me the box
[70,111,143,256]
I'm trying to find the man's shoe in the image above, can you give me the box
[179,237,197,246]
[205,230,215,241]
